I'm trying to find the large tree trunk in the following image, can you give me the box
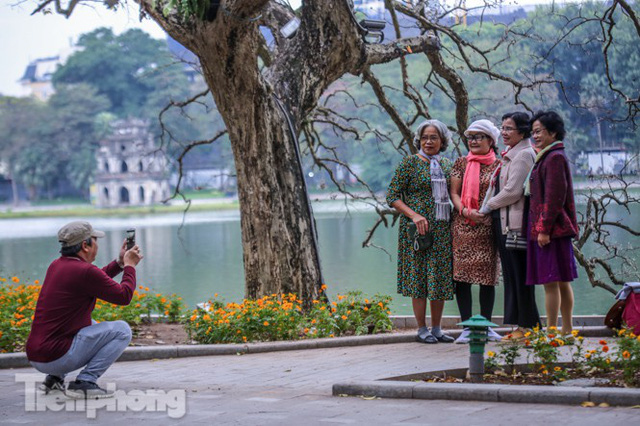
[139,0,437,304]
[198,55,322,302]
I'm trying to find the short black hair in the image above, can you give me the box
[501,111,531,138]
[530,110,566,141]
[60,237,92,256]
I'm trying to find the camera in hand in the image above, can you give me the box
[126,228,136,250]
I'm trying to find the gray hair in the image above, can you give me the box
[413,119,452,152]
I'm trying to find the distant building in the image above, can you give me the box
[578,149,639,175]
[18,47,76,100]
[94,119,170,207]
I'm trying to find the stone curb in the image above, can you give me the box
[390,315,607,329]
[0,325,612,370]
[332,381,640,406]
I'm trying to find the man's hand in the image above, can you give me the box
[117,239,127,267]
[123,245,144,268]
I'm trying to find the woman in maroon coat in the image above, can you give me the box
[526,111,578,334]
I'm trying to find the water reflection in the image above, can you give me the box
[0,202,637,316]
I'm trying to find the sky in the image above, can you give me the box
[1,0,586,97]
[1,1,167,97]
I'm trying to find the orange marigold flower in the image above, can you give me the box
[321,284,327,291]
[311,319,317,324]
[144,287,149,291]
[34,280,40,285]
[135,303,141,308]
[585,353,591,359]
[263,321,270,326]
[622,351,631,359]
[331,308,337,313]
[11,277,19,283]
[602,345,609,353]
[550,341,558,347]
[161,298,167,303]
[203,315,211,321]
[524,339,531,346]
[554,366,562,372]
[304,328,310,333]
[242,336,247,342]
[320,306,326,311]
[164,310,169,316]
[599,340,607,345]
[329,334,335,338]
[190,314,197,322]
[363,307,369,312]
[341,315,347,320]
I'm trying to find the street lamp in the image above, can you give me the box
[457,315,498,383]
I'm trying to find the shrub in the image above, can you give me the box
[184,291,393,344]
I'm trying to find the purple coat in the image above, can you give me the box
[528,143,579,239]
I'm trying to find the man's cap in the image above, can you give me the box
[58,221,106,247]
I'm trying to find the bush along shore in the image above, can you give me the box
[0,277,393,353]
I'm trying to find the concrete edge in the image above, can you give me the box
[0,325,612,370]
[332,381,640,406]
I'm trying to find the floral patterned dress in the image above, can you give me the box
[386,155,454,300]
[451,157,500,286]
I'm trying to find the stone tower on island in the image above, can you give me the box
[94,119,170,207]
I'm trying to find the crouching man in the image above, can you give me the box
[26,221,143,399]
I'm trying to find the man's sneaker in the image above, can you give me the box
[487,327,502,342]
[40,375,64,394]
[66,380,114,399]
[454,328,471,344]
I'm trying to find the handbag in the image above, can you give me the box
[407,222,434,252]
[504,205,527,251]
[604,299,626,329]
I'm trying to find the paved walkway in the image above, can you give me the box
[1,337,638,425]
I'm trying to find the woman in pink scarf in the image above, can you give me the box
[449,119,501,343]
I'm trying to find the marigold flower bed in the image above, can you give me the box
[0,276,185,353]
[184,289,393,344]
[478,327,640,387]
[1,277,394,352]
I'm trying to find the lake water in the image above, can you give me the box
[0,200,636,315]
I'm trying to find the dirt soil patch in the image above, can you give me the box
[130,322,190,346]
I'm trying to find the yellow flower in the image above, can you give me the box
[524,332,531,338]
[329,334,335,338]
[554,366,562,372]
[585,353,591,359]
[571,330,579,337]
[487,351,495,358]
[542,370,549,375]
[618,329,626,336]
[605,358,611,364]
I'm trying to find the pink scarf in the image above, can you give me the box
[461,151,496,211]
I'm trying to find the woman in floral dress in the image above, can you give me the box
[387,119,455,344]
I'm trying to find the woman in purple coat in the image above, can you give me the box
[526,111,578,334]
